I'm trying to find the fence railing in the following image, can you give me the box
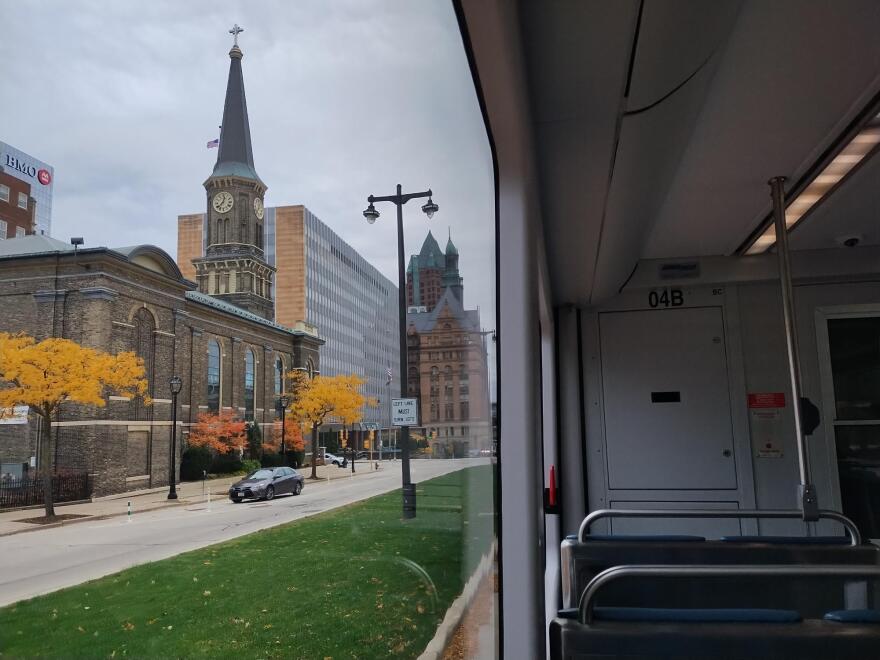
[0,472,91,510]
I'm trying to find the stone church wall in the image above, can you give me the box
[0,249,321,497]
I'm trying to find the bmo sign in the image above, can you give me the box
[4,154,52,186]
[391,398,419,427]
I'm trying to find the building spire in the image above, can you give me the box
[212,24,262,183]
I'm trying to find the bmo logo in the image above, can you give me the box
[3,154,52,186]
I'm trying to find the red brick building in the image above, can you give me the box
[0,172,36,239]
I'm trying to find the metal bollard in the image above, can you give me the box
[127,501,131,523]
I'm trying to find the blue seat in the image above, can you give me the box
[824,609,880,623]
[720,535,851,545]
[592,606,802,623]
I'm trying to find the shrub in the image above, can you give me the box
[241,459,261,475]
[246,423,263,459]
[180,446,212,481]
[210,452,243,474]
[289,450,305,469]
[261,452,285,467]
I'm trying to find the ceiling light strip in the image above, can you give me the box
[738,95,880,256]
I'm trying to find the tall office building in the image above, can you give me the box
[0,141,53,237]
[178,205,400,427]
[406,232,491,453]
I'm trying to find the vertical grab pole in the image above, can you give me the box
[769,176,818,521]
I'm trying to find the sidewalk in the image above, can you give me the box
[0,461,385,537]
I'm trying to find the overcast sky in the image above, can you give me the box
[2,0,495,329]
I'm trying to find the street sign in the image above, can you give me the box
[391,398,418,426]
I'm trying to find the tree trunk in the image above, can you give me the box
[40,409,55,518]
[310,423,319,479]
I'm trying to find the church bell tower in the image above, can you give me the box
[193,24,275,320]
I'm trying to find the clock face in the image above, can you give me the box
[212,191,234,213]
[253,197,264,219]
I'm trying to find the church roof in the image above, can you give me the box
[186,291,318,338]
[212,44,263,185]
[0,234,73,256]
[407,287,481,334]
[445,231,458,255]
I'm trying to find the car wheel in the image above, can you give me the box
[333,461,340,467]
[264,485,275,501]
[231,497,242,503]
[293,482,302,496]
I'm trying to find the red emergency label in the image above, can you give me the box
[748,392,785,408]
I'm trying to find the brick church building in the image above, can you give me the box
[0,33,322,496]
[405,232,491,455]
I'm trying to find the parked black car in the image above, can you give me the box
[229,467,304,502]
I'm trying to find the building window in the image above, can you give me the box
[15,226,25,238]
[430,366,439,382]
[460,364,469,380]
[461,426,469,437]
[244,348,255,421]
[207,340,221,413]
[460,401,469,420]
[17,192,27,209]
[445,403,454,420]
[430,402,439,422]
[0,184,8,202]
[444,365,453,381]
[0,220,6,239]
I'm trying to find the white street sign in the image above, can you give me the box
[391,398,418,426]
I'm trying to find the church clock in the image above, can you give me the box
[212,191,234,213]
[253,197,264,219]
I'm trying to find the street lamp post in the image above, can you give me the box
[168,376,183,500]
[364,184,438,519]
[279,394,291,466]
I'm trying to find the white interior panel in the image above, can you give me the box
[610,500,742,537]
[600,307,737,490]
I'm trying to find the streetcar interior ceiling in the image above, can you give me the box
[521,0,880,303]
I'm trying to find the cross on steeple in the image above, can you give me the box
[229,23,244,47]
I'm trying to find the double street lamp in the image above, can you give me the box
[363,184,438,519]
[279,394,291,465]
[168,375,183,500]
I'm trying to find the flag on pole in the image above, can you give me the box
[206,138,220,149]
[385,366,393,384]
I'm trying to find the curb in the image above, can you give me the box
[0,498,197,538]
[418,542,496,660]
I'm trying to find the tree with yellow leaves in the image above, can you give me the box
[290,373,370,479]
[0,332,149,517]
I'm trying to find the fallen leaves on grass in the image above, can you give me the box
[122,622,135,631]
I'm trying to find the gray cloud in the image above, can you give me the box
[1,0,495,330]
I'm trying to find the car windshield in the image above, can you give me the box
[249,469,275,480]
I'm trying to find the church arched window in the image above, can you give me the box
[244,348,255,421]
[207,340,221,413]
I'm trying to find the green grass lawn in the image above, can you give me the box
[0,465,495,659]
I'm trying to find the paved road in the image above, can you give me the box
[0,459,487,607]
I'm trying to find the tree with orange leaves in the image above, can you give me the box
[187,411,247,454]
[0,332,149,517]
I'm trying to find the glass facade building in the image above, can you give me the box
[0,141,54,236]
[296,207,400,428]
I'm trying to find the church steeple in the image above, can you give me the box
[213,24,262,183]
[193,25,275,321]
